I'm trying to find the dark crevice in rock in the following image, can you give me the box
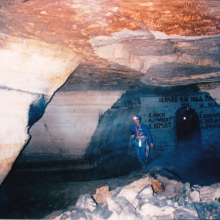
[28,95,46,127]
[0,85,45,96]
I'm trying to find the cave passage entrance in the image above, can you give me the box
[175,107,201,148]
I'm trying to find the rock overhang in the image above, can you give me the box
[1,0,220,85]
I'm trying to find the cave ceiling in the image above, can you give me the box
[1,0,220,91]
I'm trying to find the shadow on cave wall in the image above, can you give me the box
[84,92,142,179]
[2,91,143,185]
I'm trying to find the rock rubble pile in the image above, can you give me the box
[45,174,220,220]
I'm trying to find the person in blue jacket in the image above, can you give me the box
[131,115,154,172]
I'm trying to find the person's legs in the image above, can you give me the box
[140,141,149,171]
[146,144,150,157]
[141,158,148,172]
[134,141,144,169]
[135,141,148,171]
[134,141,140,159]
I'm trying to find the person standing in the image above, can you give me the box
[131,115,154,172]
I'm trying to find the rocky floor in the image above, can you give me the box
[45,175,220,220]
[0,146,220,219]
[0,169,145,219]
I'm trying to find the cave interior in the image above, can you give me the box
[1,0,220,219]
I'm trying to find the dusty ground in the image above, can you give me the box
[0,145,220,219]
[0,169,144,219]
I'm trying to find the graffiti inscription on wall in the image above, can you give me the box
[200,112,220,129]
[159,94,218,109]
[148,94,220,129]
[148,113,172,129]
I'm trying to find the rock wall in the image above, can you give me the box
[0,34,80,184]
[139,92,220,152]
[85,90,220,163]
[15,87,220,180]
[19,91,124,163]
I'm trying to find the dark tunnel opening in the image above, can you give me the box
[175,107,202,149]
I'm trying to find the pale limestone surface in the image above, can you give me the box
[90,29,220,86]
[201,87,220,105]
[20,91,124,162]
[0,35,80,184]
[0,89,35,184]
[0,34,80,97]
